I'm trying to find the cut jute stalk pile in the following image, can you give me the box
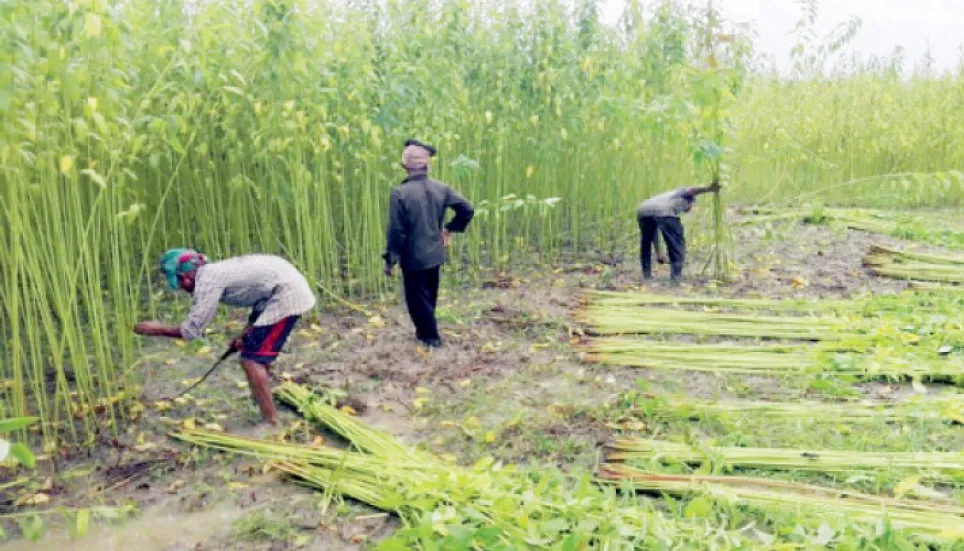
[598,464,964,540]
[175,383,747,550]
[633,395,964,425]
[605,439,964,481]
[587,291,828,313]
[864,245,964,284]
[584,341,812,374]
[578,291,962,383]
[576,306,853,341]
[582,340,961,380]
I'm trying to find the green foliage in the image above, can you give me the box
[2,0,963,444]
[231,509,295,543]
[0,416,38,468]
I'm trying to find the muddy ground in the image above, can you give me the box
[2,214,959,550]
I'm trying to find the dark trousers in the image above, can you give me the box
[402,266,441,342]
[639,215,686,281]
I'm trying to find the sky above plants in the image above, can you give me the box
[601,0,964,74]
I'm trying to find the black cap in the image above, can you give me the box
[404,139,437,157]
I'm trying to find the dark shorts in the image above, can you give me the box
[241,316,300,365]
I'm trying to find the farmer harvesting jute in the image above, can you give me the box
[134,249,316,428]
[383,139,475,348]
[637,181,721,282]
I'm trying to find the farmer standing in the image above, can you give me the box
[637,182,721,282]
[134,249,316,427]
[384,139,474,348]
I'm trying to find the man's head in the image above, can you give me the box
[683,196,695,213]
[401,139,437,174]
[159,248,208,293]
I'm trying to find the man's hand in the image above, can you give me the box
[384,265,394,277]
[709,181,722,193]
[134,320,167,336]
[442,229,452,248]
[230,337,244,352]
[656,254,668,265]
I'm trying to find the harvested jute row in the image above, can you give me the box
[630,395,964,425]
[605,438,964,480]
[175,383,742,550]
[864,244,964,284]
[599,465,964,540]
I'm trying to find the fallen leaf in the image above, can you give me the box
[412,398,428,410]
[203,423,224,432]
[458,379,472,387]
[484,431,496,443]
[181,418,196,430]
[894,475,921,498]
[619,420,646,431]
[310,436,325,447]
[339,406,357,416]
[15,493,50,507]
[415,387,431,395]
[227,482,249,491]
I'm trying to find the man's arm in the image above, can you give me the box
[682,181,722,199]
[135,277,222,340]
[383,189,407,275]
[654,233,666,263]
[443,187,474,233]
[133,321,183,338]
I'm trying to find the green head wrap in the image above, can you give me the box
[159,248,207,289]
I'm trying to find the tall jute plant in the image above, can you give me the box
[691,1,744,281]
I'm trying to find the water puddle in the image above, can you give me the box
[2,498,250,551]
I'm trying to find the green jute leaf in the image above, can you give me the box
[0,417,39,433]
[10,443,36,468]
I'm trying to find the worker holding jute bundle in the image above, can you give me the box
[134,249,316,428]
[383,139,475,348]
[636,182,721,283]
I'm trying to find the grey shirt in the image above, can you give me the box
[384,174,475,271]
[180,255,317,340]
[637,188,693,218]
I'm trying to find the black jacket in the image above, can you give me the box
[383,174,474,271]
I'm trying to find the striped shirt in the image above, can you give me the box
[180,255,316,340]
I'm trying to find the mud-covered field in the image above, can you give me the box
[3,213,961,550]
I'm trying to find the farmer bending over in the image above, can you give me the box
[134,249,316,427]
[637,181,721,282]
[384,139,474,348]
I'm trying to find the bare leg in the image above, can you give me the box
[241,359,278,425]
